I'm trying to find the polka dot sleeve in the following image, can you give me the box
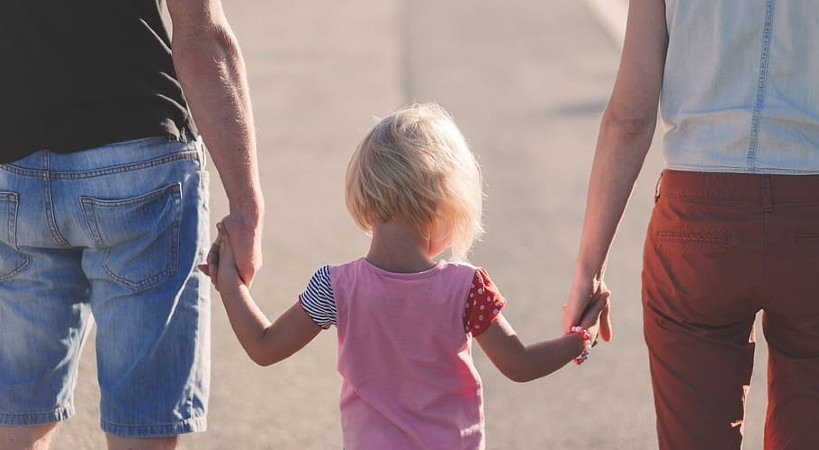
[463,268,507,336]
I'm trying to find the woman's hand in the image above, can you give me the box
[574,281,612,344]
[564,277,613,342]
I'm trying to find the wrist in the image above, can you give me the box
[227,193,265,225]
[566,326,593,365]
[573,261,604,283]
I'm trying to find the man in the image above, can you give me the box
[0,1,263,449]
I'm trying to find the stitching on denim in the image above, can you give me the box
[0,406,72,418]
[101,416,206,428]
[1,192,17,246]
[747,0,777,172]
[81,183,183,290]
[0,192,31,280]
[41,153,71,247]
[0,152,198,179]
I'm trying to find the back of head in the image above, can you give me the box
[346,103,484,261]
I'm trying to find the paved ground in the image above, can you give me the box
[54,1,769,448]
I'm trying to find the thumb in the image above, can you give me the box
[599,300,613,342]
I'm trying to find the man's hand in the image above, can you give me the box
[219,212,263,286]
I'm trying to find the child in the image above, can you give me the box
[204,103,608,449]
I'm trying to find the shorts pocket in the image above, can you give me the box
[81,183,182,290]
[0,192,30,280]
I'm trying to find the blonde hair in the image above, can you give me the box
[345,103,484,261]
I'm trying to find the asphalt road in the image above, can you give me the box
[54,1,768,448]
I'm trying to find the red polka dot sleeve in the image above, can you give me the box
[463,268,507,336]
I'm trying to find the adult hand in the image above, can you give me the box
[563,276,613,342]
[199,213,262,286]
[218,212,263,287]
[213,222,247,295]
[576,282,612,345]
[198,211,262,285]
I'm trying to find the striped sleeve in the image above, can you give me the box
[299,265,337,329]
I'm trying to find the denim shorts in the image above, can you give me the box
[0,134,210,438]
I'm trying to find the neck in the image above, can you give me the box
[366,221,438,273]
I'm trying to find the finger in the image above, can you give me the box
[229,236,256,286]
[216,223,234,268]
[218,218,262,287]
[561,303,571,331]
[206,243,220,279]
[599,301,613,342]
[562,298,587,331]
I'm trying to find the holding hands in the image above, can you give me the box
[199,211,263,288]
[564,275,612,344]
[199,222,246,295]
[567,281,611,365]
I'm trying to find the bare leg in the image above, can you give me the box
[0,424,58,450]
[106,434,178,450]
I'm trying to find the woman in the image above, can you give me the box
[563,1,819,449]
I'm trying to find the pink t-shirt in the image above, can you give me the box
[300,258,506,449]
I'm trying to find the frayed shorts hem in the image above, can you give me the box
[101,416,207,438]
[0,405,74,426]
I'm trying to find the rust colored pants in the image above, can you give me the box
[643,170,819,450]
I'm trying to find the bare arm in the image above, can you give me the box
[562,0,668,341]
[478,291,608,382]
[168,0,264,285]
[477,315,586,382]
[215,224,321,366]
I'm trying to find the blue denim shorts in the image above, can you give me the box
[0,134,210,438]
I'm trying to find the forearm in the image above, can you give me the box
[219,285,273,365]
[574,0,667,282]
[505,334,587,383]
[477,316,589,383]
[573,111,654,281]
[219,284,321,366]
[172,23,263,219]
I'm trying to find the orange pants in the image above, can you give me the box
[643,170,819,450]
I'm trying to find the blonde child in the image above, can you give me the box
[204,103,608,449]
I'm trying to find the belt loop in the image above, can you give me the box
[761,176,773,212]
[654,171,664,204]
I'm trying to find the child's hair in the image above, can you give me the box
[345,102,484,261]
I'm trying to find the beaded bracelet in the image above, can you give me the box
[566,326,592,365]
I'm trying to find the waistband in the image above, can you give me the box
[0,132,202,177]
[659,169,819,203]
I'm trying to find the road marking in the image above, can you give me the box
[584,0,628,49]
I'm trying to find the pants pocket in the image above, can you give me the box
[81,183,182,290]
[0,192,31,280]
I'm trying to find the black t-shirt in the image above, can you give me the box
[0,0,195,163]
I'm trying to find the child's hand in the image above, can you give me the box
[197,234,222,286]
[578,282,611,346]
[214,222,246,294]
[196,222,245,293]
